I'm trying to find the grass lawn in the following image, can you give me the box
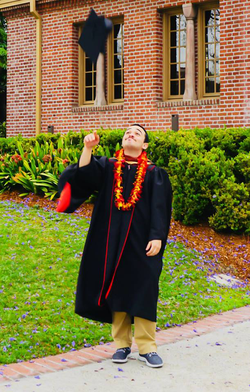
[0,200,249,365]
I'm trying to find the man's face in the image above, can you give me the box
[122,125,148,152]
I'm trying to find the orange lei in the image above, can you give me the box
[113,149,148,211]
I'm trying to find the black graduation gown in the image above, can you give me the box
[57,154,172,324]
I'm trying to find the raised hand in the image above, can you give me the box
[84,130,100,149]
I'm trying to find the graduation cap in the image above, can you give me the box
[78,8,113,64]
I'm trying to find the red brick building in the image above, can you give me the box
[1,0,250,137]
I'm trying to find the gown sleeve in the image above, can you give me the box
[148,167,173,244]
[56,155,107,213]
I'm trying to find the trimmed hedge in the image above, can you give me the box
[0,127,249,234]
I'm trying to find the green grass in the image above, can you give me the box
[0,200,249,364]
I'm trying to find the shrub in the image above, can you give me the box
[0,127,249,233]
[208,178,250,233]
[168,147,234,225]
[0,138,81,199]
[0,121,6,138]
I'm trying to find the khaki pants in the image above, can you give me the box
[112,311,157,355]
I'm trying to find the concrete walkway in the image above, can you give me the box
[0,306,250,392]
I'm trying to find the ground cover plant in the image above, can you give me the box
[0,200,250,365]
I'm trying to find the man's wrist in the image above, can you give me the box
[83,145,93,153]
[79,146,92,168]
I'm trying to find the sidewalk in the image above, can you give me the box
[0,306,250,392]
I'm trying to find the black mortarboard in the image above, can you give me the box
[78,8,113,64]
[131,124,149,143]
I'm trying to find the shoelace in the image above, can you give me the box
[117,348,129,353]
[148,352,158,357]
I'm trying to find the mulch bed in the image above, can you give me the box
[1,190,249,282]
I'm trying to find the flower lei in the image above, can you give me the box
[113,148,148,211]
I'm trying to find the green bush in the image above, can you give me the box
[208,177,250,232]
[0,121,6,138]
[0,127,249,233]
[192,127,249,157]
[168,147,234,224]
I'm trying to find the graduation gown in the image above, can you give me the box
[57,154,172,324]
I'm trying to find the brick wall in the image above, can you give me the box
[3,0,250,137]
[5,11,36,137]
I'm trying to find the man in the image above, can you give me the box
[57,124,172,368]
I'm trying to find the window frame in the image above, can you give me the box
[107,16,124,104]
[163,7,187,101]
[198,1,220,99]
[78,24,97,106]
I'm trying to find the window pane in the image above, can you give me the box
[171,64,178,79]
[215,24,220,42]
[171,31,177,47]
[205,10,215,27]
[205,78,215,93]
[215,9,220,25]
[114,39,122,54]
[180,79,185,95]
[170,81,179,95]
[216,77,220,92]
[180,47,186,63]
[114,85,122,99]
[171,47,178,63]
[170,15,178,31]
[216,61,220,76]
[85,87,92,101]
[114,54,123,69]
[85,57,92,72]
[170,64,185,82]
[206,43,215,60]
[180,14,186,30]
[216,43,220,59]
[93,72,96,86]
[215,10,220,41]
[114,24,122,39]
[180,64,185,79]
[205,26,214,43]
[114,69,122,84]
[205,61,215,76]
[85,72,92,87]
[180,30,186,46]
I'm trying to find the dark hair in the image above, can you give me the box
[131,123,149,143]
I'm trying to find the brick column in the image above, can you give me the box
[94,53,107,106]
[182,3,197,101]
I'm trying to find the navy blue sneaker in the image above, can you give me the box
[138,352,163,368]
[112,347,131,363]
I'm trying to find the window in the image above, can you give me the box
[108,18,124,103]
[198,2,220,97]
[78,25,97,105]
[163,9,187,100]
[163,3,220,101]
